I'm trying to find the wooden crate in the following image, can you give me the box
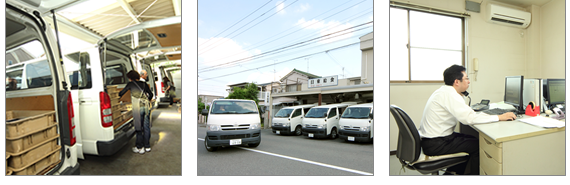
[0,152,10,175]
[8,136,59,169]
[6,153,9,174]
[8,148,60,175]
[119,89,131,102]
[106,85,118,93]
[6,124,58,153]
[6,110,56,138]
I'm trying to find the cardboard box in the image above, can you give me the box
[6,111,56,138]
[119,89,131,102]
[6,124,58,153]
[6,153,9,173]
[0,152,10,175]
[8,148,60,175]
[8,136,59,169]
[106,85,118,93]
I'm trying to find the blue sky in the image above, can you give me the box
[198,0,374,97]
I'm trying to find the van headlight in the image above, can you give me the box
[317,124,326,129]
[283,122,290,127]
[250,123,260,130]
[207,125,220,131]
[360,126,370,132]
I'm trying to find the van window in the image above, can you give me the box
[26,60,53,88]
[328,107,337,118]
[106,64,128,85]
[341,107,372,119]
[275,109,293,118]
[65,52,92,89]
[291,109,302,118]
[6,69,23,91]
[211,100,258,114]
[306,108,329,118]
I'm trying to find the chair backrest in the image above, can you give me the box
[389,105,421,163]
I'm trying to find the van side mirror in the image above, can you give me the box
[369,112,373,119]
[201,109,209,116]
[323,113,328,118]
[155,77,158,81]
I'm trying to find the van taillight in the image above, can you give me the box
[67,92,76,146]
[100,91,113,127]
[161,82,165,93]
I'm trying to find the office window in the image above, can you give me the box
[390,7,464,82]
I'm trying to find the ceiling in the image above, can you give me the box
[493,0,552,7]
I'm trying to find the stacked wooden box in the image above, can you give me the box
[5,110,61,175]
[107,85,132,129]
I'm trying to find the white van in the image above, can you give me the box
[62,16,180,157]
[201,99,261,152]
[272,104,315,135]
[302,102,357,139]
[6,0,79,174]
[338,103,374,142]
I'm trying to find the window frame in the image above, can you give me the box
[390,6,466,83]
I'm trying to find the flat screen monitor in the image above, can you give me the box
[504,75,524,113]
[545,79,565,106]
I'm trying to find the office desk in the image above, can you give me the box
[470,115,565,175]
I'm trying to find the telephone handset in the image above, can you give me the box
[461,91,469,96]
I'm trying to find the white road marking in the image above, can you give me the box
[197,137,373,175]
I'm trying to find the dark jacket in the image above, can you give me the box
[119,81,153,101]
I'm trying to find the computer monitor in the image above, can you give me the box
[504,75,524,114]
[544,79,565,107]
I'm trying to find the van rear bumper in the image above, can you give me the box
[338,130,372,142]
[60,163,80,175]
[206,129,261,147]
[302,128,328,138]
[96,122,135,156]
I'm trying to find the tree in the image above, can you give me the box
[198,97,206,113]
[226,83,259,105]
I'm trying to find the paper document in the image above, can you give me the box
[519,116,565,128]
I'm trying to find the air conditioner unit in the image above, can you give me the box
[486,4,531,28]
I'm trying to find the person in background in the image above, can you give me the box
[140,70,148,82]
[120,70,154,154]
[164,77,175,107]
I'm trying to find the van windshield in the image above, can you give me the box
[211,100,258,114]
[274,109,293,118]
[341,107,371,119]
[305,108,329,118]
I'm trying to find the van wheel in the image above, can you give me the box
[294,126,302,136]
[330,128,338,139]
[204,139,218,152]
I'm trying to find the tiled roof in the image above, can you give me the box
[280,68,321,82]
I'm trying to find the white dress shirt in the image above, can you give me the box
[418,85,499,138]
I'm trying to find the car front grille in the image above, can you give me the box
[221,124,250,130]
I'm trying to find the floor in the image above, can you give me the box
[389,154,424,176]
[77,103,182,175]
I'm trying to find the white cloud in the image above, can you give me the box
[296,19,354,44]
[276,1,286,15]
[246,67,291,84]
[296,3,310,13]
[198,37,255,68]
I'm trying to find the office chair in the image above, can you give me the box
[389,105,470,175]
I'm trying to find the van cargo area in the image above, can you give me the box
[5,97,62,175]
[107,85,133,130]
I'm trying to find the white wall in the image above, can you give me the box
[389,0,565,151]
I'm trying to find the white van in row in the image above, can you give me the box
[272,104,316,135]
[6,0,79,174]
[201,99,262,151]
[302,102,357,139]
[62,16,180,157]
[338,103,374,142]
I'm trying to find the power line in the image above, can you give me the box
[198,0,274,48]
[198,21,372,73]
[198,38,371,82]
[199,0,299,56]
[200,0,370,66]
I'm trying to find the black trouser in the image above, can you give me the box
[421,132,479,175]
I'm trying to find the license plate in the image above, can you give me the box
[276,130,280,134]
[348,136,355,141]
[308,133,314,138]
[230,139,242,145]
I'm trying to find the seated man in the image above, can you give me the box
[419,64,515,175]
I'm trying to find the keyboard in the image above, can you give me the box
[482,108,514,115]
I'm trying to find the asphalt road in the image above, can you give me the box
[196,124,374,176]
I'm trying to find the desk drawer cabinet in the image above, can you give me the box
[479,133,503,175]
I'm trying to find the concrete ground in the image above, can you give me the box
[78,103,181,175]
